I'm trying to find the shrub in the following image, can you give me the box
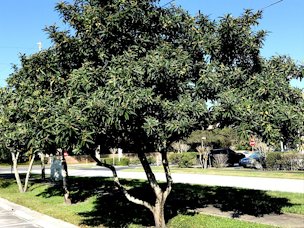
[168,152,197,168]
[281,152,304,170]
[212,154,228,168]
[128,156,141,165]
[168,153,180,165]
[103,158,115,165]
[266,152,282,170]
[116,157,130,166]
[146,155,156,164]
[102,157,130,166]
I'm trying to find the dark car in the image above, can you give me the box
[209,148,245,167]
[239,152,265,169]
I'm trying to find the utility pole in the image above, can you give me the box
[201,137,206,148]
[37,41,42,51]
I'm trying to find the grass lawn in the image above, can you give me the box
[123,166,304,179]
[166,214,275,228]
[0,174,303,227]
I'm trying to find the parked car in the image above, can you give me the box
[209,148,245,167]
[239,152,265,169]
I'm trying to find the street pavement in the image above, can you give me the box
[29,165,304,193]
[1,165,303,193]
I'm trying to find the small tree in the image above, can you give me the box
[196,146,210,169]
[0,89,37,193]
[213,154,228,168]
[4,1,303,227]
[254,137,272,164]
[171,141,190,153]
[109,148,118,165]
[187,128,239,149]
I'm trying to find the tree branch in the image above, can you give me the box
[138,152,160,190]
[90,153,154,212]
[23,152,36,192]
[160,151,173,198]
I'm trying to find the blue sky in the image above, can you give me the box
[0,0,303,88]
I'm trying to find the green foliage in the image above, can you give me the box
[168,152,197,168]
[102,155,157,166]
[0,146,10,163]
[1,0,302,158]
[266,152,282,170]
[212,56,304,146]
[279,153,299,170]
[0,2,302,226]
[128,156,141,165]
[2,0,213,156]
[117,158,130,166]
[146,155,156,165]
[187,127,239,148]
[234,141,252,151]
[266,152,304,171]
[102,157,130,166]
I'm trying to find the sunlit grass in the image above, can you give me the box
[167,214,275,228]
[267,191,304,214]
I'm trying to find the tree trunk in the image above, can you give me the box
[23,153,36,192]
[138,151,172,228]
[153,198,166,228]
[203,154,208,169]
[11,152,23,193]
[90,149,172,228]
[61,152,71,205]
[40,152,46,180]
[198,152,203,168]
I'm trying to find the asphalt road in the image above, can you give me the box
[1,165,303,193]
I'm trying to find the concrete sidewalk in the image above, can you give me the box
[0,198,77,228]
[0,207,40,228]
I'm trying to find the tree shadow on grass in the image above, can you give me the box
[0,173,52,190]
[81,183,294,227]
[0,174,15,188]
[35,176,295,227]
[168,184,291,218]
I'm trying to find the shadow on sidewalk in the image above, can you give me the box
[33,176,295,227]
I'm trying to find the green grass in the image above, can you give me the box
[0,178,96,226]
[128,214,275,228]
[267,191,304,214]
[167,214,275,228]
[0,175,303,227]
[123,166,304,179]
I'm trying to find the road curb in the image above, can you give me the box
[0,197,78,228]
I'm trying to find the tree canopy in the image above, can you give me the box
[4,0,212,155]
[0,0,302,164]
[212,56,303,147]
[0,0,303,226]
